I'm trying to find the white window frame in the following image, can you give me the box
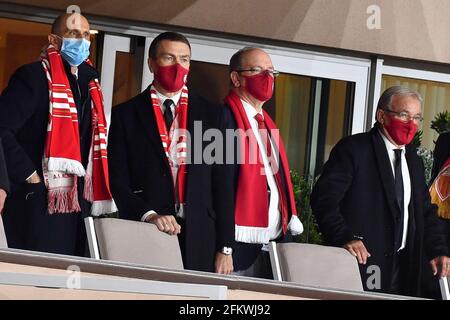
[136,34,371,176]
[138,33,372,135]
[373,62,450,126]
[100,34,131,126]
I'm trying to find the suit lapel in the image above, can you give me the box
[405,145,418,239]
[133,88,171,172]
[185,94,199,188]
[371,128,400,219]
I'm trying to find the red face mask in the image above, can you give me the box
[155,63,189,92]
[383,116,418,146]
[243,72,274,102]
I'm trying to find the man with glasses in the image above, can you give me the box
[311,86,449,297]
[108,32,235,274]
[224,47,303,279]
[0,12,115,256]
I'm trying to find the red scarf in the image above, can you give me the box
[41,45,116,215]
[149,85,188,207]
[225,90,303,243]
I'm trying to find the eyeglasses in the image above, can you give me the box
[383,109,424,122]
[53,32,91,41]
[235,67,280,77]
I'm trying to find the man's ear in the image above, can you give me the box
[148,58,155,74]
[48,34,61,50]
[230,71,241,88]
[376,109,385,124]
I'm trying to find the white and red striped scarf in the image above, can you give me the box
[41,45,116,216]
[150,85,188,207]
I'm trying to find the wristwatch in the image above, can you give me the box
[220,246,233,255]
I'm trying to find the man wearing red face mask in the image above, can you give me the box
[108,32,235,274]
[311,86,449,297]
[224,47,303,279]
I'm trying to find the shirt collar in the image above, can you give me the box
[379,129,406,153]
[241,98,263,121]
[155,89,182,107]
[62,59,98,82]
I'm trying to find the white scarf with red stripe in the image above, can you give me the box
[41,45,116,216]
[150,85,188,210]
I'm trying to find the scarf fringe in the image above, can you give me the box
[235,216,304,244]
[288,215,304,235]
[48,157,86,177]
[235,225,272,244]
[83,173,93,202]
[48,186,81,214]
[91,200,118,217]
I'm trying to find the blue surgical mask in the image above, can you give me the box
[60,38,91,66]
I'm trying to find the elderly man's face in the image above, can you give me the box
[231,49,277,103]
[237,49,275,82]
[49,14,91,50]
[379,95,423,126]
[60,14,91,40]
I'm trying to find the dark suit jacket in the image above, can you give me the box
[0,60,96,185]
[0,60,97,255]
[108,88,235,272]
[311,127,448,296]
[431,132,450,182]
[0,138,9,193]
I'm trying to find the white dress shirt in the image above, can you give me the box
[141,90,183,222]
[380,131,411,251]
[241,99,282,241]
[155,90,181,118]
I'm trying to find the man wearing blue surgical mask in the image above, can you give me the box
[0,13,115,256]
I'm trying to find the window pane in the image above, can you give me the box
[187,60,229,104]
[325,80,353,161]
[188,61,354,177]
[0,18,50,91]
[275,73,311,174]
[311,78,354,176]
[112,39,145,106]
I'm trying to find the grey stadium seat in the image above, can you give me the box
[0,215,7,248]
[440,277,450,300]
[269,242,363,291]
[85,217,183,270]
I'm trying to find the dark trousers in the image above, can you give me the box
[232,242,273,280]
[390,249,408,295]
[3,179,90,257]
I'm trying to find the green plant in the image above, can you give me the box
[430,111,450,135]
[417,146,433,184]
[290,170,323,245]
[412,129,423,147]
[414,111,450,184]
